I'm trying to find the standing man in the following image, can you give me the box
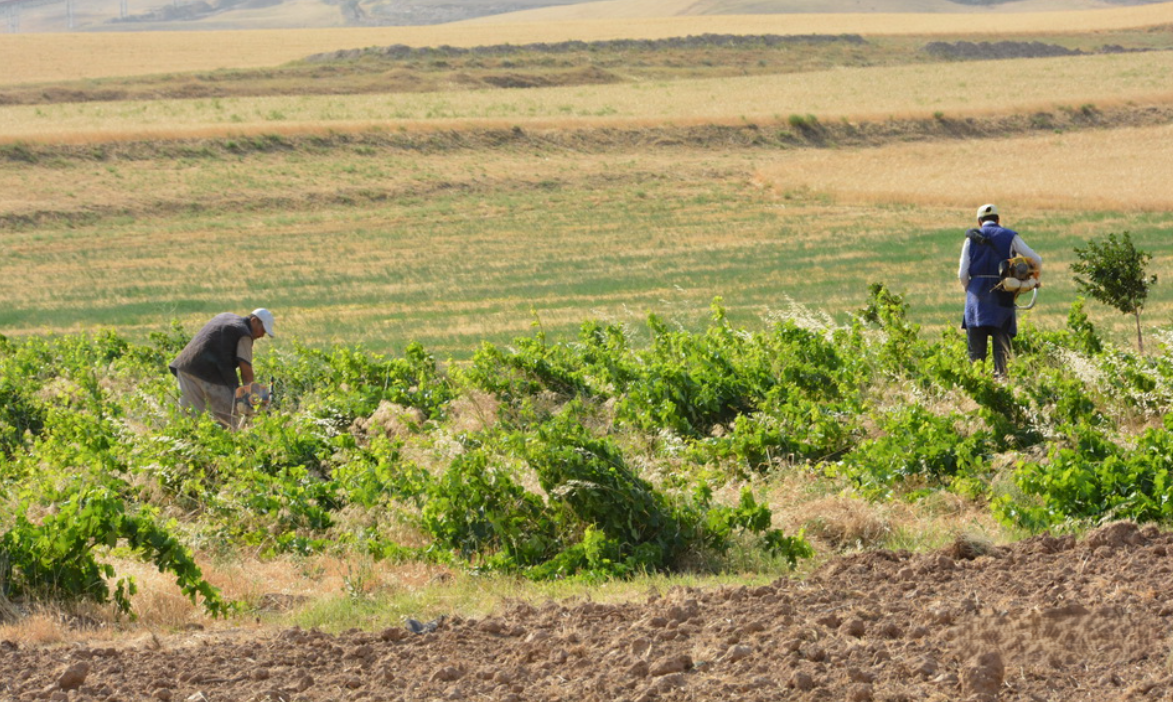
[958,205,1041,377]
[169,308,276,427]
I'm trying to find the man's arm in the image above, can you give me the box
[1011,236,1042,271]
[958,238,971,290]
[236,336,255,385]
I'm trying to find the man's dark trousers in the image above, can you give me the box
[967,323,1012,377]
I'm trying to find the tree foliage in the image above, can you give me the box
[1070,231,1156,352]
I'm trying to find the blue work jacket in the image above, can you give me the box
[963,223,1018,334]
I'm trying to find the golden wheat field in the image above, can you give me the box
[3,1,1173,85]
[2,51,1171,144]
[754,123,1173,212]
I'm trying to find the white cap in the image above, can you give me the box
[252,308,276,338]
[976,203,999,220]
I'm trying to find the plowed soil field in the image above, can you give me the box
[4,521,1173,702]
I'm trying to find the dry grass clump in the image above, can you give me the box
[786,494,894,551]
[0,592,21,624]
[0,561,213,646]
[446,390,501,436]
[0,610,74,646]
[352,401,426,441]
[765,468,1015,555]
[0,553,461,645]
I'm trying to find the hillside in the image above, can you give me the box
[461,0,1143,24]
[6,0,1171,32]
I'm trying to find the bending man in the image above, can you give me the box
[958,204,1041,377]
[169,308,276,427]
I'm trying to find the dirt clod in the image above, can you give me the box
[961,651,1004,697]
[627,660,650,678]
[841,618,866,637]
[847,682,874,701]
[1084,521,1145,550]
[648,653,692,676]
[432,666,463,682]
[789,671,816,691]
[57,661,89,690]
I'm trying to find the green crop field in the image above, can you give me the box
[9,160,1173,350]
[4,142,1171,358]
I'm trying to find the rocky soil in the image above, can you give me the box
[4,521,1173,702]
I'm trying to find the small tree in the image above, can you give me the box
[1070,232,1156,353]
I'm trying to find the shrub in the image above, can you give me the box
[837,405,990,499]
[995,417,1173,529]
[1,484,229,617]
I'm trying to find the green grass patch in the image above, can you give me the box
[3,166,1172,356]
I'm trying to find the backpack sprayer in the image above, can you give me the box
[233,379,273,424]
[995,255,1041,310]
[967,227,1041,311]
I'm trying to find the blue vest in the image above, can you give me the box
[963,224,1018,333]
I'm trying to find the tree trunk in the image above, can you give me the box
[1135,310,1144,354]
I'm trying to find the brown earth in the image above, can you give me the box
[4,521,1173,702]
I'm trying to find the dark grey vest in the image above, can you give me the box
[169,313,252,388]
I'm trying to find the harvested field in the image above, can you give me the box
[2,51,1172,143]
[2,522,1171,701]
[754,122,1173,212]
[2,99,1172,353]
[4,1,1173,84]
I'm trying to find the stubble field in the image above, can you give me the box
[3,0,1173,82]
[3,51,1173,143]
[2,38,1173,352]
